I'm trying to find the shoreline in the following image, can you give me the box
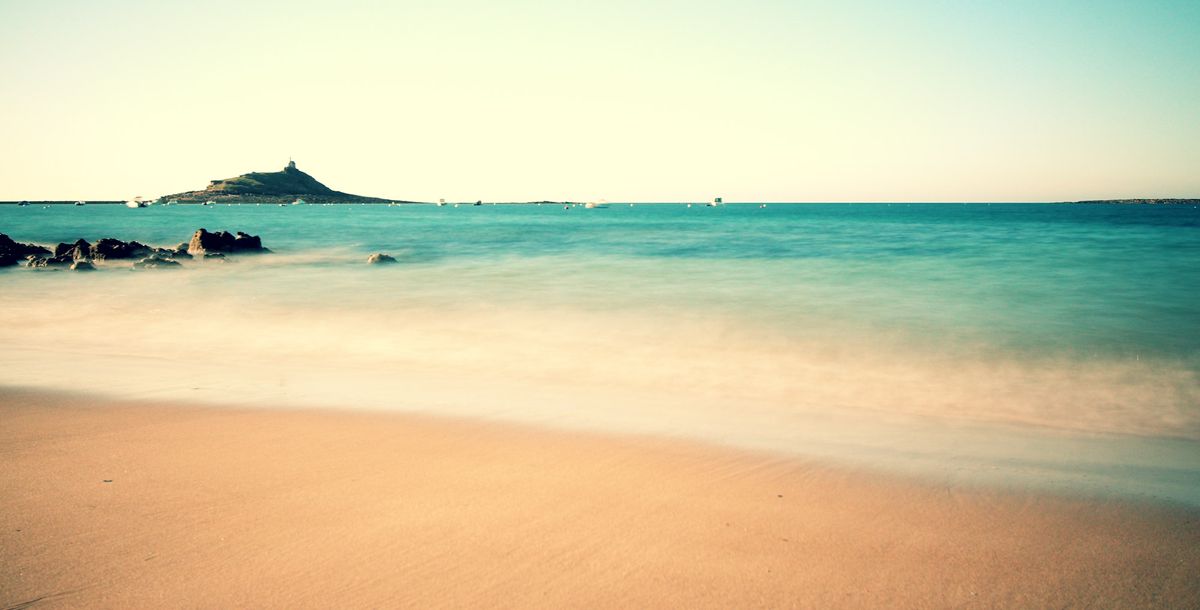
[3,386,1197,608]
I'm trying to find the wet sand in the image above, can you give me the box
[1,387,1197,608]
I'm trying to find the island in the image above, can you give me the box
[162,160,407,204]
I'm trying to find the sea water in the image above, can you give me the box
[2,203,1198,503]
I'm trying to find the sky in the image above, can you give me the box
[1,0,1197,202]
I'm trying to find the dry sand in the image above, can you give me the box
[1,387,1197,608]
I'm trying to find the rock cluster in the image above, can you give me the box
[91,238,154,261]
[187,229,270,256]
[1,229,269,272]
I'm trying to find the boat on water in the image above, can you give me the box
[707,197,723,207]
[203,200,214,206]
[125,196,148,208]
[437,198,446,207]
[584,199,610,209]
[292,198,306,205]
[17,201,30,206]
[74,200,86,206]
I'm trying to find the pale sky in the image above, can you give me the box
[1,0,1197,202]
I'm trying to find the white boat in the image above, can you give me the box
[292,198,306,205]
[707,197,723,207]
[584,199,609,209]
[74,200,86,206]
[125,196,148,208]
[437,198,446,206]
[203,200,214,206]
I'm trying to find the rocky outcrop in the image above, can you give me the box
[367,253,398,265]
[187,229,270,256]
[0,234,51,267]
[91,238,153,261]
[5,230,265,271]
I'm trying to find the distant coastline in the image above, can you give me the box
[1061,198,1200,205]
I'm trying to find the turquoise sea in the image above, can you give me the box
[2,203,1198,503]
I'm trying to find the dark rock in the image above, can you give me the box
[367,253,398,265]
[70,260,96,271]
[0,233,51,267]
[54,239,92,260]
[91,238,152,261]
[131,255,181,270]
[187,228,270,256]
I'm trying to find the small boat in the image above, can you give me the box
[437,199,446,207]
[125,196,148,208]
[707,197,723,207]
[17,200,30,207]
[473,201,483,206]
[203,200,214,206]
[584,199,609,209]
[292,198,306,205]
[74,200,86,206]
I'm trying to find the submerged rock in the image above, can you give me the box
[131,255,181,270]
[187,229,269,256]
[366,253,398,265]
[0,233,51,267]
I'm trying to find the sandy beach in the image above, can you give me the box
[1,387,1196,608]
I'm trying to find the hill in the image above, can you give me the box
[163,161,404,203]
